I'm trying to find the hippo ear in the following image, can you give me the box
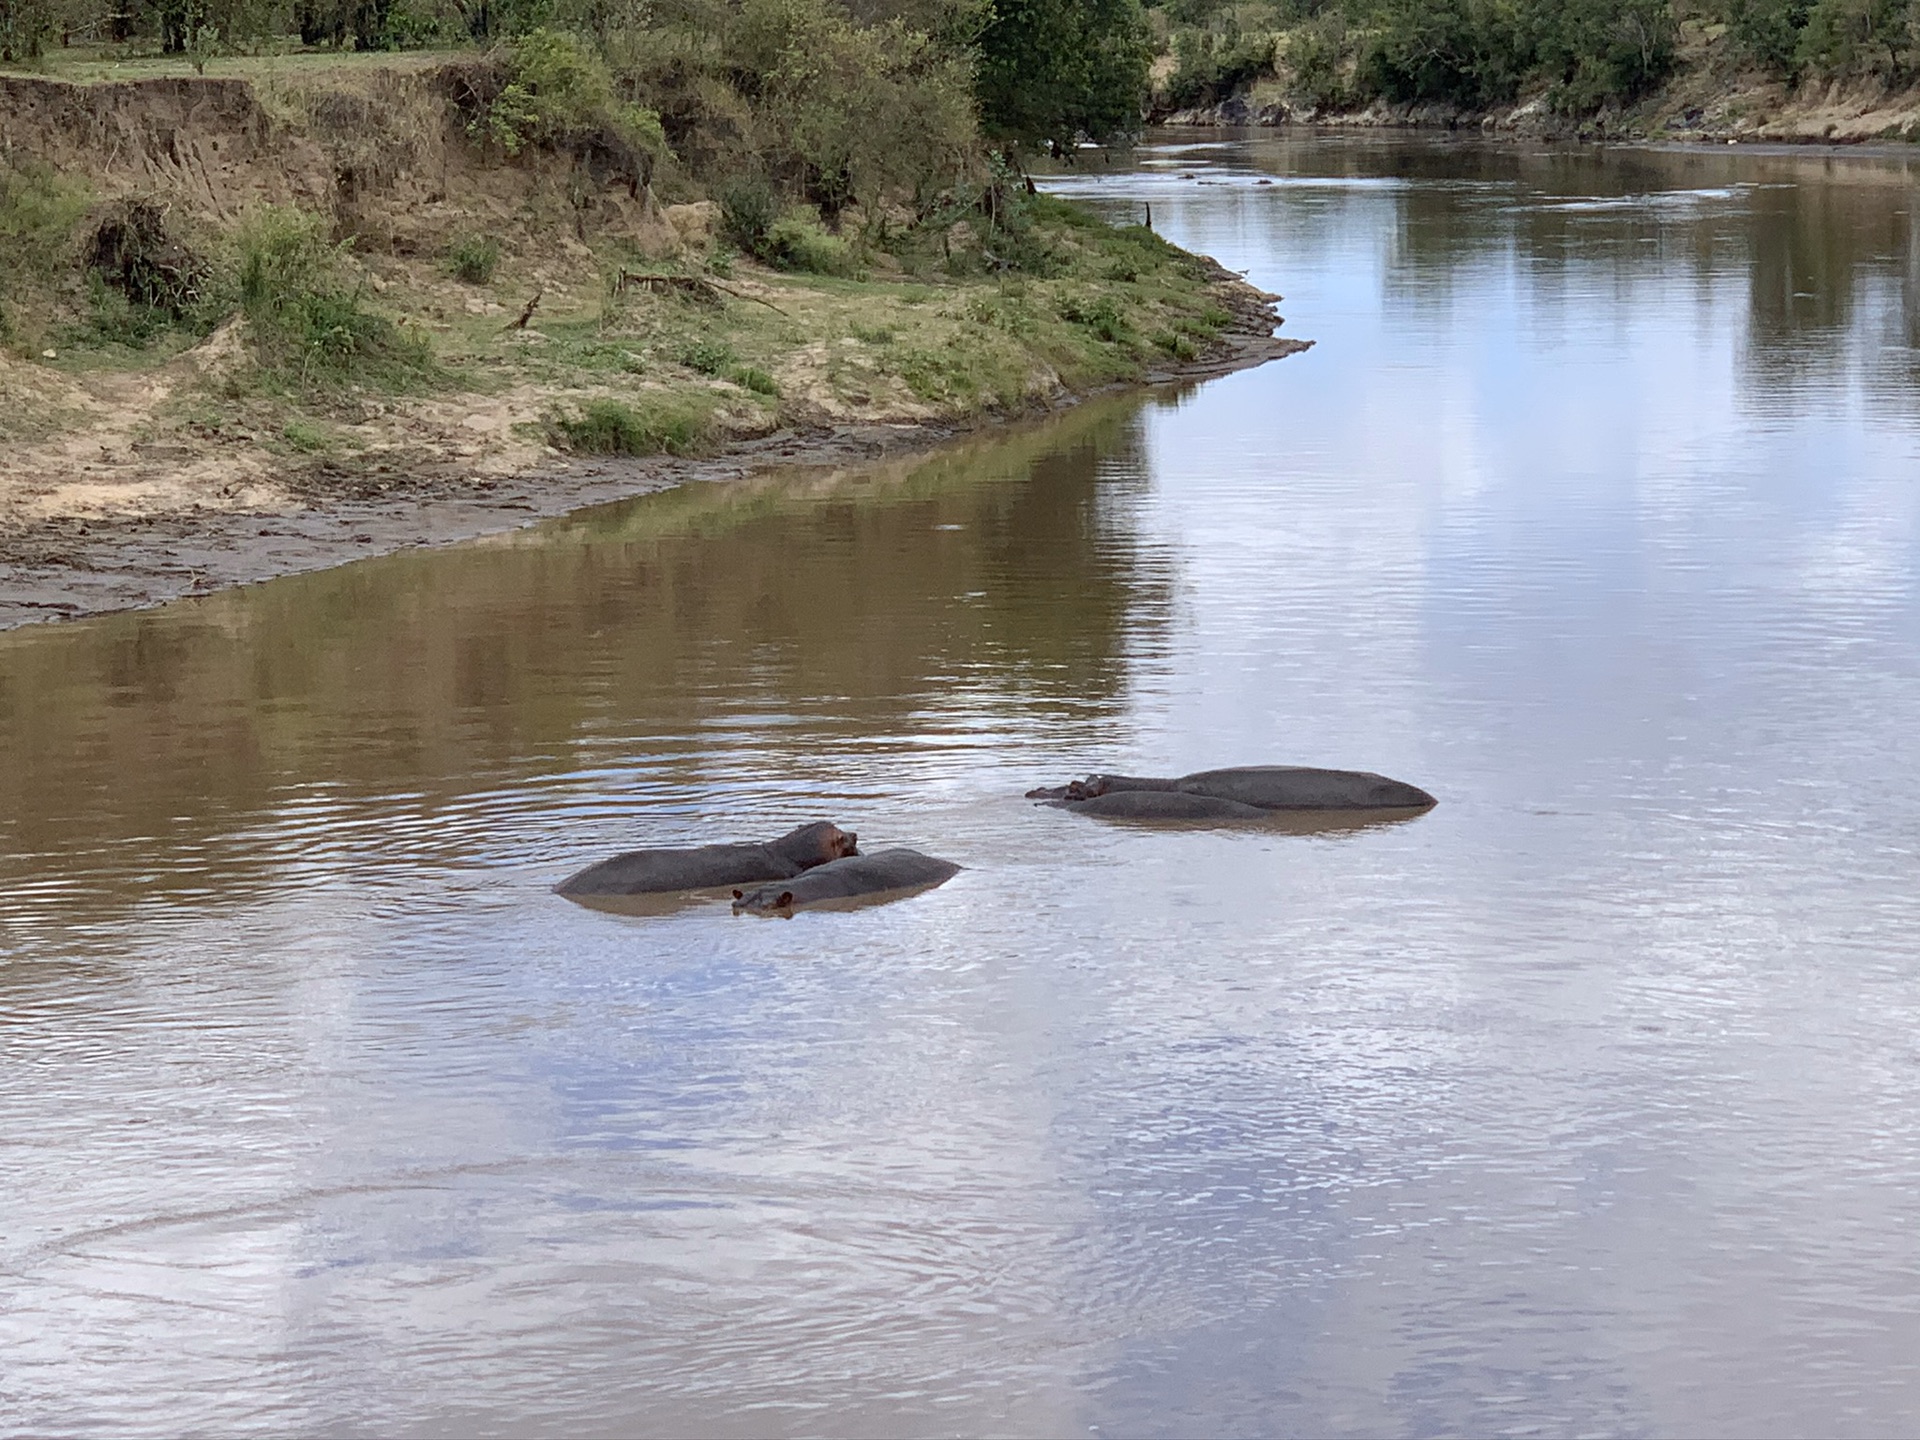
[777,891,794,908]
[732,889,744,899]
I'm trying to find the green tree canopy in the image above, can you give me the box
[975,0,1153,151]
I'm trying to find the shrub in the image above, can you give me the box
[719,177,780,254]
[1165,29,1276,109]
[470,29,666,185]
[548,395,712,454]
[1285,13,1355,108]
[0,163,88,292]
[233,206,436,390]
[759,213,860,275]
[731,364,777,394]
[83,201,211,323]
[83,274,180,347]
[680,337,734,373]
[1726,0,1813,75]
[1061,295,1130,342]
[449,234,501,284]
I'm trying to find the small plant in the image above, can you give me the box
[82,201,211,332]
[1154,329,1200,362]
[731,365,777,395]
[280,418,330,453]
[448,234,500,284]
[680,338,735,374]
[1060,296,1130,344]
[548,396,712,455]
[82,273,176,347]
[850,323,895,344]
[186,21,221,75]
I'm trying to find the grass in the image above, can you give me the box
[234,207,438,395]
[448,235,501,285]
[2,57,1256,485]
[547,395,716,455]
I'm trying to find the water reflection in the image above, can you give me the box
[0,398,1169,945]
[1067,133,1920,409]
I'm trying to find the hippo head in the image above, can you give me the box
[775,821,858,869]
[731,886,796,915]
[1065,775,1113,801]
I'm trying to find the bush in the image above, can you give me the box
[83,201,211,323]
[680,337,734,373]
[1061,294,1130,342]
[1165,29,1276,109]
[1793,0,1911,78]
[719,176,780,254]
[1727,0,1814,75]
[0,163,88,293]
[233,206,436,390]
[732,364,778,394]
[1359,0,1531,106]
[449,234,502,284]
[0,0,56,61]
[1285,13,1355,108]
[548,395,712,453]
[470,28,666,184]
[759,213,860,275]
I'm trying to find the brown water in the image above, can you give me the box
[5,133,1920,1437]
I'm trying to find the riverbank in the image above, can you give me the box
[1153,19,1920,145]
[0,327,1300,630]
[0,59,1305,630]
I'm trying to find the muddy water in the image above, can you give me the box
[6,134,1920,1436]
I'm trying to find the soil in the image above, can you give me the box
[0,327,1308,631]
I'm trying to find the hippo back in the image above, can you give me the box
[1178,766,1436,811]
[733,849,960,913]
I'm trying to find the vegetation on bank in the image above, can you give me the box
[0,0,1270,467]
[0,25,1249,465]
[1150,0,1920,121]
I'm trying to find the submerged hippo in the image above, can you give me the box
[732,848,961,915]
[1027,766,1436,817]
[555,821,858,897]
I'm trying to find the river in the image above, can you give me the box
[3,132,1920,1436]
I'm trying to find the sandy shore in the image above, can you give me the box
[0,332,1306,632]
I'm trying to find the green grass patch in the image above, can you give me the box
[235,206,437,393]
[547,394,715,455]
[280,418,333,453]
[448,234,501,285]
[680,338,735,374]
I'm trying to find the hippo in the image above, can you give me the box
[731,848,961,915]
[555,821,858,897]
[1027,766,1436,815]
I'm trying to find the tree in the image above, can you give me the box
[975,0,1153,152]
